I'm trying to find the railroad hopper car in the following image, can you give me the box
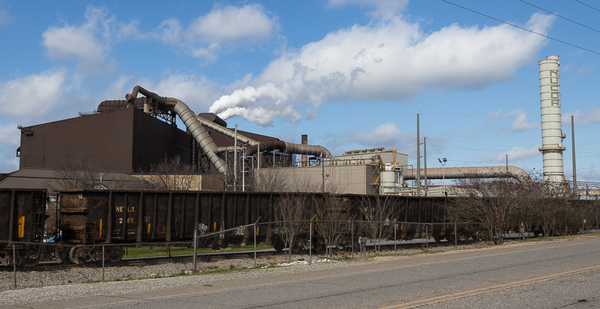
[58,189,274,264]
[285,194,469,250]
[56,190,459,262]
[0,189,47,267]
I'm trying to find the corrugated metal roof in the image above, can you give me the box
[0,168,144,191]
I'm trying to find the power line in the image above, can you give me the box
[440,0,600,56]
[574,0,600,13]
[520,0,600,34]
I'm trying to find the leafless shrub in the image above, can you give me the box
[314,194,351,259]
[53,157,103,190]
[448,175,525,244]
[144,156,196,190]
[357,193,399,251]
[273,193,310,262]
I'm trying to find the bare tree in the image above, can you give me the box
[252,168,291,192]
[53,157,103,190]
[449,176,525,244]
[314,193,351,259]
[145,156,197,190]
[273,193,310,262]
[357,193,398,251]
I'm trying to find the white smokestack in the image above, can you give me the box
[538,55,565,183]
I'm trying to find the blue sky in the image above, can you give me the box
[1,0,600,185]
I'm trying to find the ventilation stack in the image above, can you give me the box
[539,55,566,183]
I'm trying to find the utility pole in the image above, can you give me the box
[234,125,238,191]
[424,137,427,196]
[416,114,420,196]
[572,115,577,197]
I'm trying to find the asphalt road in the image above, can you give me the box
[9,236,600,309]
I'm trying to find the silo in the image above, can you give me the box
[538,55,565,183]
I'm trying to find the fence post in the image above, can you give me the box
[13,243,16,290]
[102,245,105,281]
[309,220,312,264]
[454,222,458,250]
[394,221,397,254]
[193,229,198,274]
[425,225,429,250]
[351,220,354,259]
[253,223,257,268]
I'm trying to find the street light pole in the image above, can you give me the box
[438,158,447,196]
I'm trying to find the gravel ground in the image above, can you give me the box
[0,239,559,307]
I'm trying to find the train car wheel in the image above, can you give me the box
[107,247,124,263]
[0,251,11,266]
[89,247,103,263]
[21,246,42,268]
[272,238,285,252]
[334,235,348,249]
[473,229,489,241]
[58,247,71,264]
[69,246,87,264]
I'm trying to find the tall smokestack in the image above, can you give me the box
[539,55,565,183]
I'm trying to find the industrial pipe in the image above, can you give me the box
[195,115,258,145]
[126,85,333,171]
[126,86,228,174]
[244,141,331,157]
[404,166,532,184]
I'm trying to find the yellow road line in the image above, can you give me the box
[381,264,600,309]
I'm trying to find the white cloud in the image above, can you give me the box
[0,8,13,27]
[42,5,138,73]
[156,18,183,44]
[327,0,409,19]
[508,110,538,131]
[484,146,540,162]
[102,75,133,101]
[354,122,402,147]
[565,108,600,125]
[189,4,276,45]
[485,110,503,123]
[163,4,278,63]
[0,122,19,145]
[210,12,554,126]
[134,73,222,112]
[0,68,67,120]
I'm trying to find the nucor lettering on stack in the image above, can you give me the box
[539,55,565,183]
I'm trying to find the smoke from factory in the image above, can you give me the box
[208,13,553,127]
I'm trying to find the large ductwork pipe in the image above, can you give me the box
[244,141,331,157]
[195,115,258,145]
[127,85,332,169]
[404,166,532,184]
[126,86,228,174]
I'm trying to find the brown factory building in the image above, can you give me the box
[17,99,282,177]
[18,107,192,174]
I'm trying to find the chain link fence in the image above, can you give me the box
[0,221,267,291]
[3,219,595,291]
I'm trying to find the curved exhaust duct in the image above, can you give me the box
[195,115,258,145]
[244,141,331,157]
[404,166,532,184]
[126,85,332,171]
[126,86,227,174]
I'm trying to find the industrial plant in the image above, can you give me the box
[0,56,587,197]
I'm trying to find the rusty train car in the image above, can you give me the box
[0,189,47,267]
[58,189,275,264]
[4,188,597,267]
[55,189,454,264]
